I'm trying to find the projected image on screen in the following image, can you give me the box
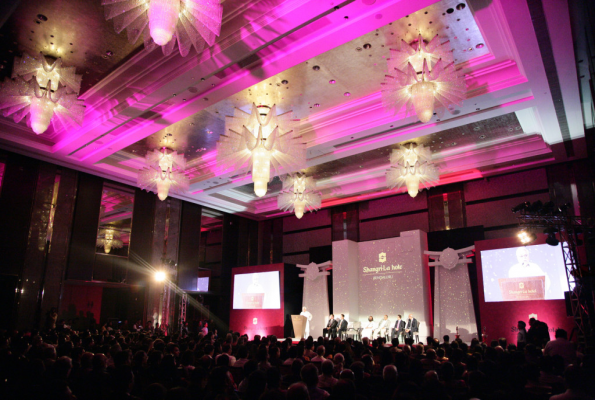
[233,271,281,309]
[481,243,569,302]
[197,277,209,292]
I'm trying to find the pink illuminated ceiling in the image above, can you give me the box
[0,0,590,219]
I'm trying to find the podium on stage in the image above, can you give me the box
[242,293,264,308]
[498,276,545,301]
[291,315,307,339]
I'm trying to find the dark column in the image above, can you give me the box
[67,173,103,281]
[42,168,78,323]
[178,202,202,291]
[17,162,57,330]
[128,189,156,284]
[0,153,39,330]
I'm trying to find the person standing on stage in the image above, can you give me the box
[378,315,391,338]
[361,316,377,339]
[323,314,338,338]
[392,315,404,342]
[337,314,348,339]
[300,307,313,338]
[405,314,419,342]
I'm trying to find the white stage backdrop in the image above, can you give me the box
[332,230,432,338]
[432,251,478,343]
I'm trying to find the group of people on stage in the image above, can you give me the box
[319,312,420,342]
[360,314,419,341]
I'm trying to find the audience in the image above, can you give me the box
[0,318,592,400]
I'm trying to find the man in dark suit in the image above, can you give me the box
[405,314,419,343]
[337,314,348,339]
[392,314,404,343]
[323,314,338,338]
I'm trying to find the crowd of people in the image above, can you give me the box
[0,319,593,400]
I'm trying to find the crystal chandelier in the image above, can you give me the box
[217,103,305,197]
[0,52,84,134]
[96,228,123,254]
[138,147,189,201]
[381,34,466,123]
[102,0,223,57]
[277,173,322,219]
[386,143,439,198]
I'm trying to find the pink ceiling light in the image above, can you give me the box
[138,148,189,200]
[102,0,223,57]
[0,53,84,134]
[382,34,466,123]
[277,173,321,219]
[386,143,439,197]
[217,104,305,197]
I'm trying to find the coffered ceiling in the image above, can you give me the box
[0,0,590,219]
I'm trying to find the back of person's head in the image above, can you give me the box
[245,370,267,400]
[257,345,268,362]
[321,359,334,376]
[266,366,282,389]
[339,369,354,381]
[244,359,258,376]
[237,345,248,359]
[331,379,356,399]
[440,362,455,380]
[113,365,135,393]
[300,363,319,386]
[391,337,399,347]
[316,345,325,357]
[287,382,310,400]
[443,335,449,342]
[564,365,584,391]
[92,353,108,371]
[383,364,398,382]
[350,361,365,381]
[216,353,230,367]
[143,383,167,400]
[426,349,436,360]
[287,346,297,359]
[436,348,445,359]
[291,358,304,375]
[518,321,526,329]
[334,352,344,364]
[166,387,189,400]
[555,329,568,339]
[209,366,230,390]
[498,337,507,348]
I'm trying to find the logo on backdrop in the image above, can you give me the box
[363,251,403,280]
[519,282,525,289]
[253,318,257,324]
[379,252,386,262]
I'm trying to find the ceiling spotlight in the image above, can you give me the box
[103,0,223,57]
[511,202,531,213]
[544,228,559,246]
[277,173,321,219]
[528,200,543,213]
[154,271,166,282]
[216,103,305,197]
[518,229,536,245]
[538,201,555,215]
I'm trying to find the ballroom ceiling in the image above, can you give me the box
[0,0,590,219]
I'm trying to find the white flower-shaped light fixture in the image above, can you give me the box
[138,147,189,201]
[96,228,124,254]
[381,34,466,123]
[0,52,85,134]
[102,0,223,57]
[217,103,305,197]
[386,143,439,198]
[277,173,322,219]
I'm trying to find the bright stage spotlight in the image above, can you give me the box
[155,271,167,282]
[518,229,536,244]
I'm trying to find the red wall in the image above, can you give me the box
[475,235,574,345]
[60,284,103,324]
[230,264,285,339]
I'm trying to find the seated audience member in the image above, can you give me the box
[544,329,577,367]
[318,359,338,389]
[550,365,591,400]
[301,363,330,399]
[311,345,326,362]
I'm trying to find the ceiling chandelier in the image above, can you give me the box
[96,228,123,254]
[217,103,305,197]
[386,143,439,198]
[102,0,223,57]
[381,34,466,123]
[138,147,189,201]
[277,173,322,219]
[0,52,85,134]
